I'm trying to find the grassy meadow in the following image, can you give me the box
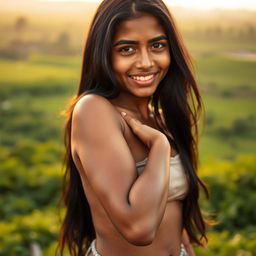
[0,3,255,255]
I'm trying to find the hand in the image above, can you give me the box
[121,111,169,148]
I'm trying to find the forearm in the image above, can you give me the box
[128,136,170,229]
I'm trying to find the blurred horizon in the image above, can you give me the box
[1,0,256,27]
[2,0,256,10]
[1,0,256,15]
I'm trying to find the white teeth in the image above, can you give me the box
[131,74,154,81]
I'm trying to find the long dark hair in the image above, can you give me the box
[58,0,208,255]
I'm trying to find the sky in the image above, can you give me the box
[42,0,256,10]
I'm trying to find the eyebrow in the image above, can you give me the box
[113,35,168,47]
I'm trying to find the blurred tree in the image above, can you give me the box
[214,26,222,37]
[14,16,28,34]
[227,26,235,39]
[56,32,70,48]
[46,31,75,55]
[246,24,256,40]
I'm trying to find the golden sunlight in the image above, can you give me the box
[42,0,256,10]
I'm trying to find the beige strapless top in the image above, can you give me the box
[135,154,188,201]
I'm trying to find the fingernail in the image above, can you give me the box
[121,111,127,117]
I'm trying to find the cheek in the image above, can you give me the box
[160,53,171,70]
[112,55,131,76]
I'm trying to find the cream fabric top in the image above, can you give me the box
[135,154,188,201]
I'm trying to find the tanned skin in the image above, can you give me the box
[71,14,195,256]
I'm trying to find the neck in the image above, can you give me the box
[110,92,152,120]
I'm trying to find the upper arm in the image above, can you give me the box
[71,94,137,232]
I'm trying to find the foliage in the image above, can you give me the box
[0,141,63,255]
[0,208,60,256]
[200,155,256,232]
[216,115,256,139]
[0,141,62,220]
[195,231,256,256]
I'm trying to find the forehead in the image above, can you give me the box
[113,14,166,41]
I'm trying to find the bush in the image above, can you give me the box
[195,231,256,256]
[216,115,256,139]
[0,209,60,256]
[200,155,256,232]
[0,141,62,220]
[0,47,29,60]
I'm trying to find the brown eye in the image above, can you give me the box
[152,42,166,50]
[118,46,135,55]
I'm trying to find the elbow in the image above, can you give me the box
[123,224,156,246]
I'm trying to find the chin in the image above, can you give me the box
[134,87,156,98]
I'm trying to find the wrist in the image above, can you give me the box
[152,133,169,146]
[150,134,170,154]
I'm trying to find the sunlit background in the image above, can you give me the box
[0,0,255,255]
[40,0,256,9]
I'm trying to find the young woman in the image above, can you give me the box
[58,0,208,255]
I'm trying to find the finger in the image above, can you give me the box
[121,112,142,126]
[121,112,151,146]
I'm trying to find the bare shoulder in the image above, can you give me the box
[71,93,125,155]
[72,94,123,131]
[73,94,117,119]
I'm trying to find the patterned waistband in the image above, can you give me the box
[85,239,101,256]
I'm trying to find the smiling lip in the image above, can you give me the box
[128,72,159,86]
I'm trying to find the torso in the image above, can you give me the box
[72,98,185,256]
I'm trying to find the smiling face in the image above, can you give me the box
[111,14,171,98]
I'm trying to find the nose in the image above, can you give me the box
[136,49,154,69]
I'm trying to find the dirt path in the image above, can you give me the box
[224,50,256,61]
